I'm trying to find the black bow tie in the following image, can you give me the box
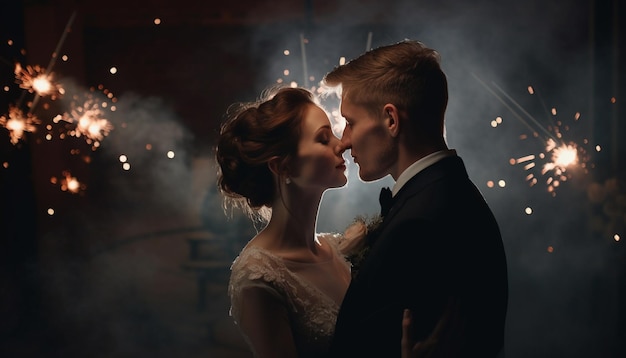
[379,187,393,217]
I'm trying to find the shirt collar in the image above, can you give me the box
[391,149,457,197]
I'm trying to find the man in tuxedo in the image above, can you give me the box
[322,40,509,357]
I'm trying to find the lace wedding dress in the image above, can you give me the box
[228,233,352,358]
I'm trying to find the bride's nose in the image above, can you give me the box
[334,141,346,155]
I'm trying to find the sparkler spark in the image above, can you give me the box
[544,141,578,170]
[14,63,61,97]
[473,73,592,195]
[53,171,85,194]
[512,136,586,194]
[0,106,41,144]
[275,38,345,137]
[53,90,114,148]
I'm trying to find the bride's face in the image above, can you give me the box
[288,104,347,190]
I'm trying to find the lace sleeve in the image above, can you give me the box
[229,250,287,324]
[228,249,301,357]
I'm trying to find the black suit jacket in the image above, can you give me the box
[328,155,508,357]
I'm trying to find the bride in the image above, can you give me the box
[216,86,352,357]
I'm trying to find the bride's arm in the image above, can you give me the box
[237,285,298,358]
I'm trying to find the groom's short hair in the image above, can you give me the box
[322,39,448,133]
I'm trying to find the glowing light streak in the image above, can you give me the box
[300,34,309,88]
[473,73,557,141]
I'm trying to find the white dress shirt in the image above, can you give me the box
[391,149,458,197]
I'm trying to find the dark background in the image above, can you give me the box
[1,0,625,357]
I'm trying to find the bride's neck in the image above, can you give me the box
[260,193,321,251]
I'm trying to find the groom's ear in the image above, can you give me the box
[383,103,399,138]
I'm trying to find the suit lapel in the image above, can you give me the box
[374,155,467,236]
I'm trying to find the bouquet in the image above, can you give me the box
[337,214,383,279]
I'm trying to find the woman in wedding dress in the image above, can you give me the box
[215,86,353,357]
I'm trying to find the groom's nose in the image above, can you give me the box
[339,127,352,150]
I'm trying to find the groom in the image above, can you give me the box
[323,40,508,357]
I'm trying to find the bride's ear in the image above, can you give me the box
[268,156,289,181]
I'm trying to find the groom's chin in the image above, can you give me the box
[358,173,389,183]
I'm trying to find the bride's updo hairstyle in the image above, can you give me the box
[216,86,317,220]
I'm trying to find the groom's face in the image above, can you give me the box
[339,97,395,182]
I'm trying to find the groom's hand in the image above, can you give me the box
[401,309,437,358]
[401,298,464,358]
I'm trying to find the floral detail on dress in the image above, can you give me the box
[228,233,349,357]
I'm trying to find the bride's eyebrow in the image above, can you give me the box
[315,125,332,134]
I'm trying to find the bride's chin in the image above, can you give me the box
[333,177,348,188]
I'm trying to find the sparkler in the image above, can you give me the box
[277,36,344,136]
[12,11,76,114]
[51,170,85,194]
[0,105,40,144]
[472,73,592,196]
[2,11,76,146]
[28,11,76,113]
[14,63,62,98]
[52,89,115,148]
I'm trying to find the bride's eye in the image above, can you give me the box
[316,131,331,145]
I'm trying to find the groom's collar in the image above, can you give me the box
[391,149,457,197]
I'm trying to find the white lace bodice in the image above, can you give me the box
[228,233,351,358]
